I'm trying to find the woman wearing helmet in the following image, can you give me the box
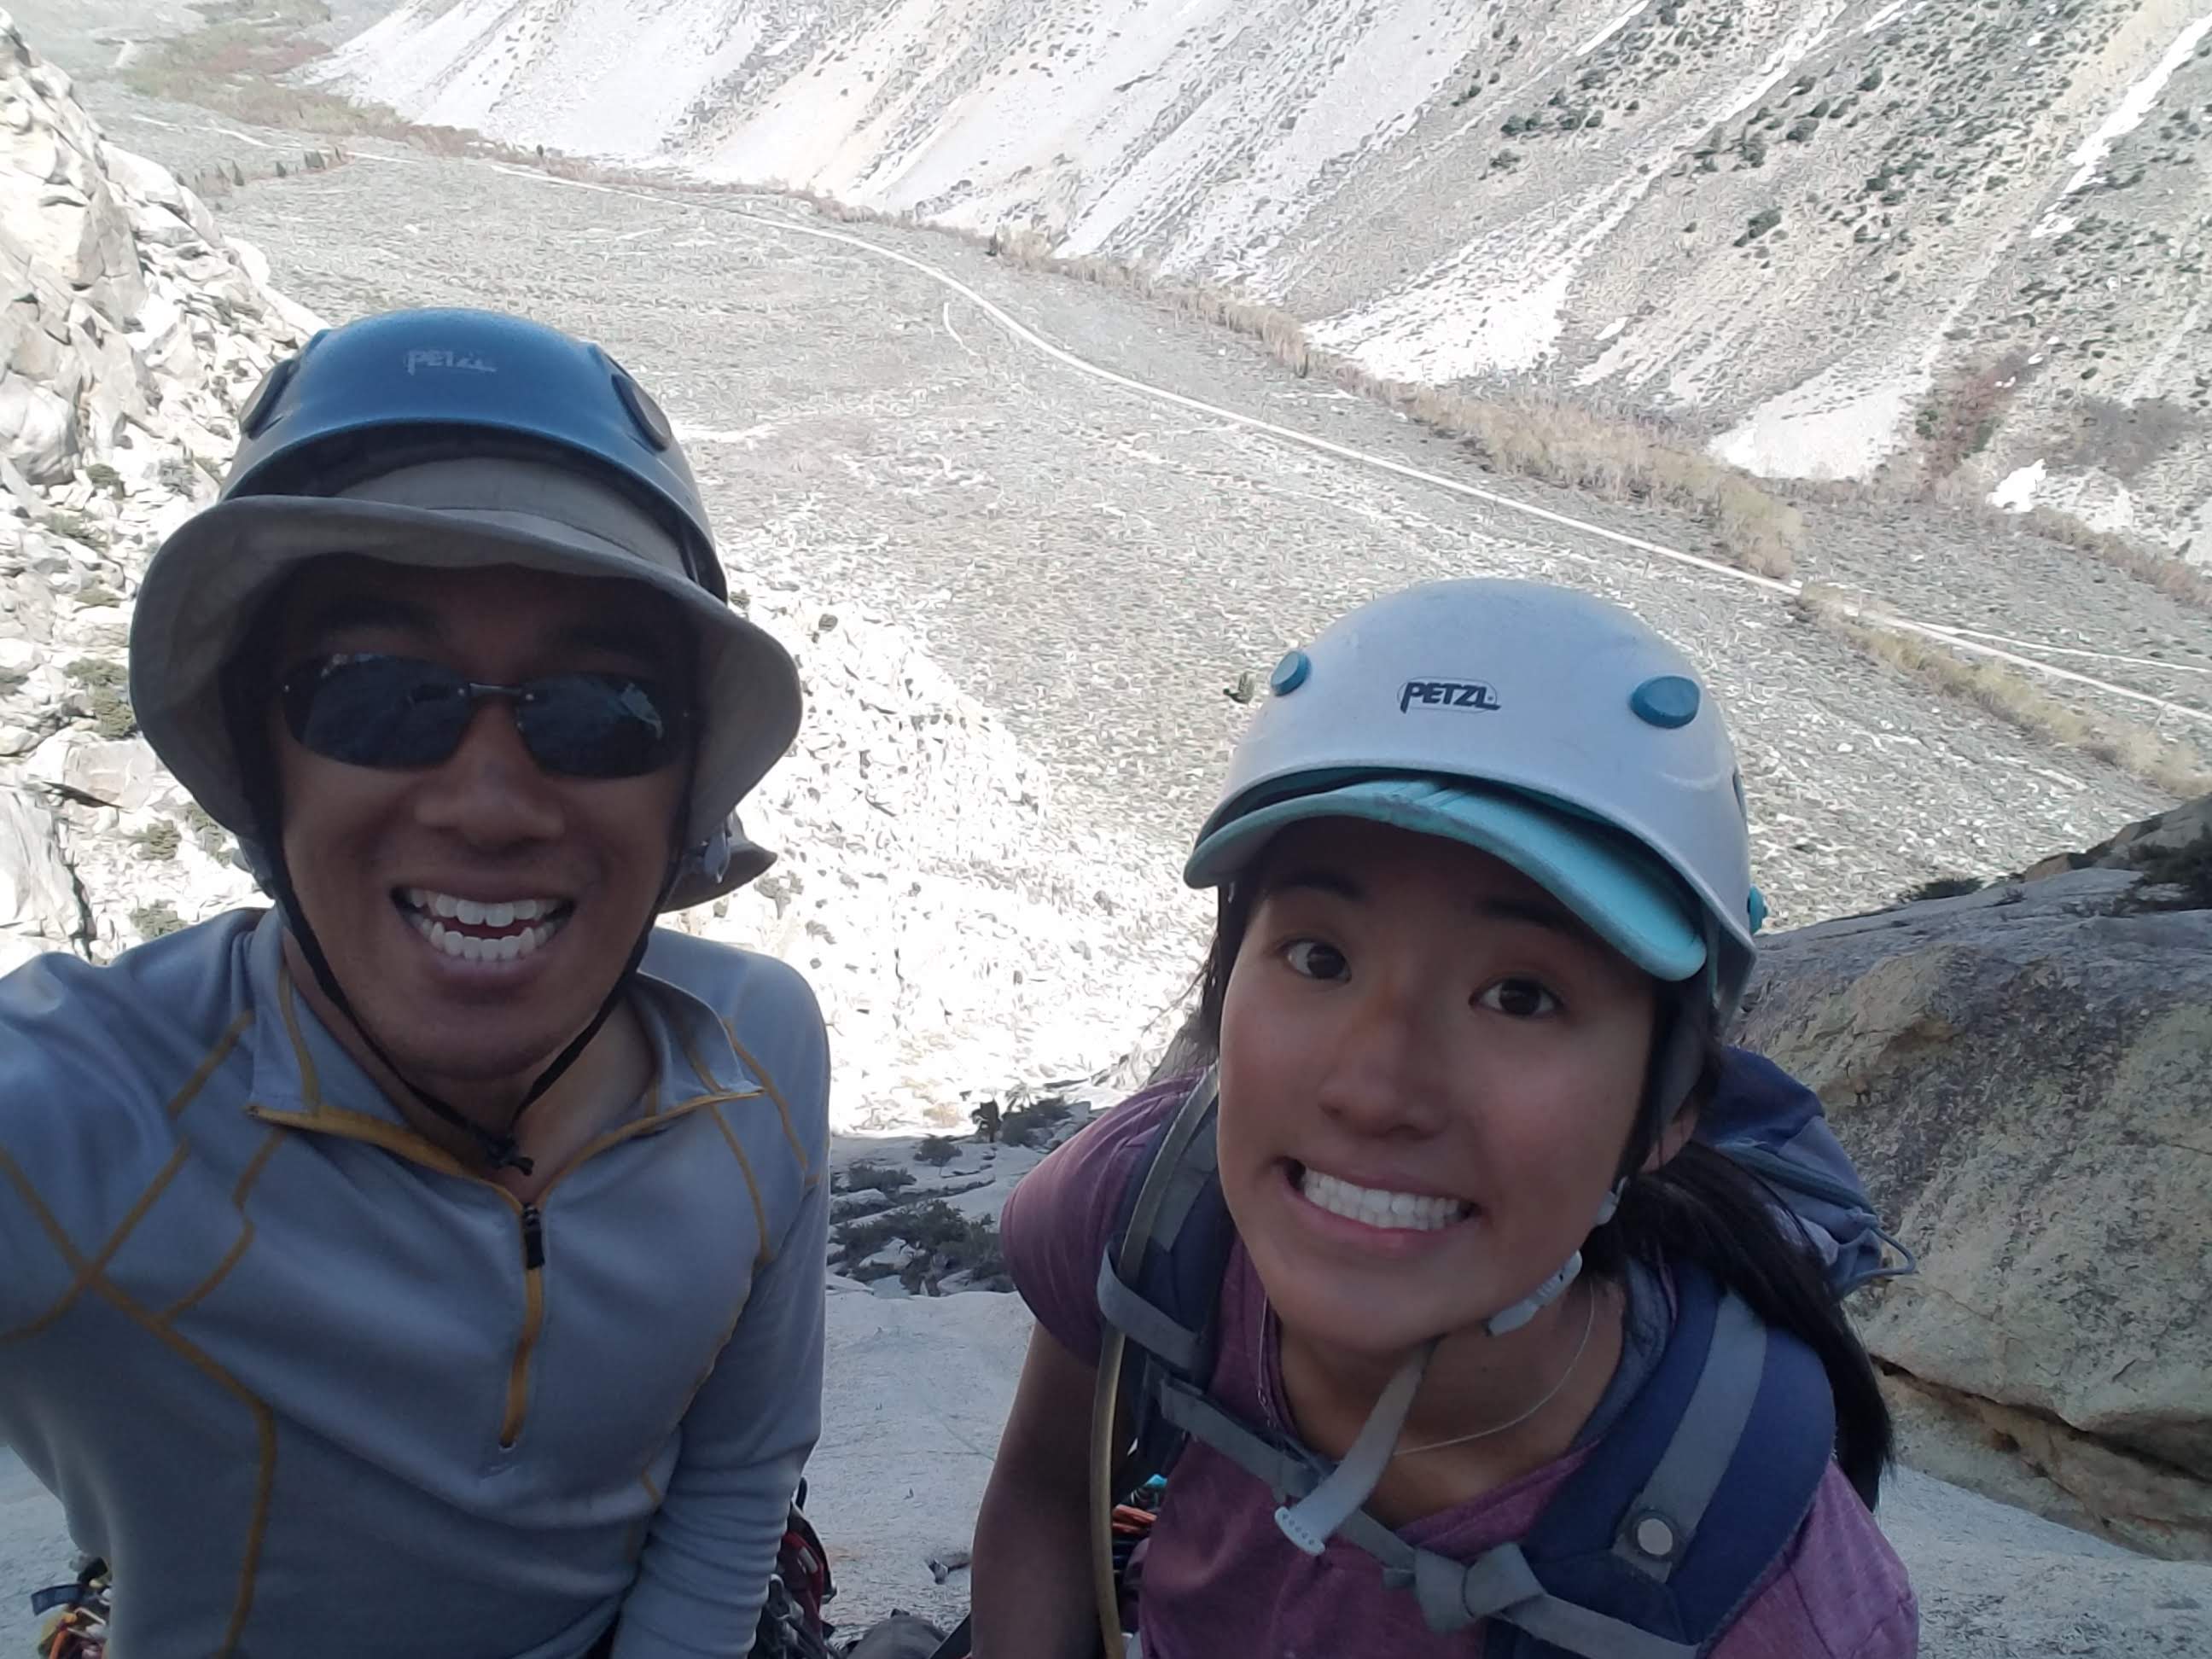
[0,309,828,1656]
[971,580,1917,1656]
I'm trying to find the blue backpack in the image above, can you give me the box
[1091,1048,1912,1658]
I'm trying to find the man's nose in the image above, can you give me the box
[411,701,565,846]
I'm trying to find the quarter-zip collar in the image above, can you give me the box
[236,906,766,1152]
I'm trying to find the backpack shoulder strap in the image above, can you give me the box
[1094,1070,1242,1484]
[1481,1265,1836,1659]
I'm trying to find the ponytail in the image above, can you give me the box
[1586,1038,1895,1508]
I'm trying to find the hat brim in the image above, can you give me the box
[1184,776,1708,982]
[129,494,801,900]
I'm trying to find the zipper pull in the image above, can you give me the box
[520,1203,545,1271]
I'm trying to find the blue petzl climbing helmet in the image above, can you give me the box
[229,307,725,592]
[131,307,800,909]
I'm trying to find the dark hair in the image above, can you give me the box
[1194,880,1895,1508]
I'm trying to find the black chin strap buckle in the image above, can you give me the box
[481,1135,534,1178]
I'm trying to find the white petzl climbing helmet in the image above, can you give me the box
[1186,578,1760,1022]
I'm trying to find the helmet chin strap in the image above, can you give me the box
[1272,1177,1621,1557]
[1272,935,1721,1559]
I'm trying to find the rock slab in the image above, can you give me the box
[1739,864,2212,1560]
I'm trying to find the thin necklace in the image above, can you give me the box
[1390,1289,1600,1460]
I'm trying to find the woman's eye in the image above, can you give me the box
[1477,977,1559,1018]
[1282,940,1348,981]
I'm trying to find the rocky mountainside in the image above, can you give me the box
[0,12,1196,1132]
[324,0,2212,556]
[0,8,319,973]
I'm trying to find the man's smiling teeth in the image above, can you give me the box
[1299,1168,1472,1232]
[406,889,553,927]
[400,889,568,963]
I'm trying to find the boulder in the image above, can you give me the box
[1738,864,2212,1560]
[2018,792,2212,882]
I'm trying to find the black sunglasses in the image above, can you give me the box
[278,653,690,779]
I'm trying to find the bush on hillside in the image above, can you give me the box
[1901,875,1985,904]
[999,1097,1073,1149]
[131,821,181,862]
[2133,834,2212,911]
[843,1161,917,1196]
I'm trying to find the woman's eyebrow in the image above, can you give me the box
[1464,893,1586,937]
[1266,867,1365,903]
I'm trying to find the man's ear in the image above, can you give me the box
[1643,1102,1699,1173]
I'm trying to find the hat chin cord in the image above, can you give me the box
[1272,949,1718,1558]
[253,783,701,1179]
[266,843,680,1176]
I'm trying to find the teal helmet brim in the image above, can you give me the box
[1185,774,1708,984]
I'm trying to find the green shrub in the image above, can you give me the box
[132,821,182,861]
[831,1213,899,1263]
[1901,875,1984,904]
[90,688,136,740]
[890,1206,1009,1294]
[183,803,228,855]
[43,509,107,550]
[1000,1097,1073,1149]
[915,1135,960,1167]
[130,901,184,940]
[842,1161,917,1196]
[2132,833,2212,911]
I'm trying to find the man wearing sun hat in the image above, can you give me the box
[0,308,827,1657]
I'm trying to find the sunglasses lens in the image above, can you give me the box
[286,656,472,768]
[515,675,684,778]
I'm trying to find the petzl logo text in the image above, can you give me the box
[405,348,498,376]
[1400,678,1503,713]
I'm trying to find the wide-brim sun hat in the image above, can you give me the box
[127,306,802,913]
[1185,579,1760,1013]
[132,459,799,911]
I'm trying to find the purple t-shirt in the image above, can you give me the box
[1000,1082,1919,1659]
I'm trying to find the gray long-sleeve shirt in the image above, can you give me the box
[0,905,830,1658]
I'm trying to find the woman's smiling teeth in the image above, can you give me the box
[398,888,570,963]
[1298,1167,1473,1232]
